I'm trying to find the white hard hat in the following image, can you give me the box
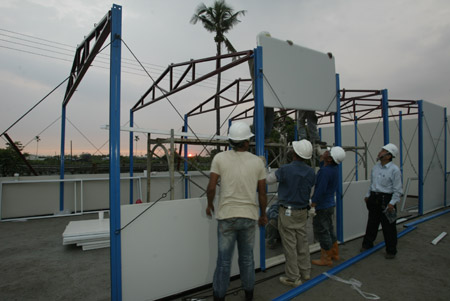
[292,139,313,160]
[330,146,346,164]
[382,143,398,158]
[228,121,254,141]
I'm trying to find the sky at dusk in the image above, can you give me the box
[1,0,449,156]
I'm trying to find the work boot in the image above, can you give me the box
[311,248,333,266]
[385,253,396,259]
[244,290,253,300]
[279,276,302,287]
[300,269,311,281]
[331,241,340,261]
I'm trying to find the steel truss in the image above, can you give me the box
[131,50,254,113]
[318,89,419,125]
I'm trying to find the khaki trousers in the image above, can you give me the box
[278,206,311,280]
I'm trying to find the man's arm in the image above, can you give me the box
[266,171,278,184]
[206,172,219,217]
[257,178,268,226]
[388,167,403,210]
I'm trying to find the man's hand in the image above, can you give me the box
[364,197,368,203]
[386,203,395,212]
[258,214,268,227]
[206,204,215,217]
[308,207,316,218]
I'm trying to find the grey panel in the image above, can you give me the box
[257,33,336,112]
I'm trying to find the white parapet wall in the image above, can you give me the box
[0,171,210,219]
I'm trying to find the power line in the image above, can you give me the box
[0,28,244,91]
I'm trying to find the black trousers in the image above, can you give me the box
[362,192,397,255]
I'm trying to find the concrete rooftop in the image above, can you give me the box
[1,208,449,300]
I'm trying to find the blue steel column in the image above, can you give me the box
[334,74,343,242]
[184,115,189,199]
[354,118,358,181]
[254,46,266,270]
[129,110,134,204]
[382,89,389,144]
[399,111,404,182]
[59,106,66,211]
[418,100,423,215]
[444,108,447,207]
[109,4,122,301]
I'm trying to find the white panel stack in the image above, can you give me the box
[62,214,110,251]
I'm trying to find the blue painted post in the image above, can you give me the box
[318,128,322,142]
[129,110,134,204]
[382,89,389,144]
[184,115,189,199]
[59,106,66,212]
[254,46,266,270]
[418,100,423,215]
[354,118,358,181]
[399,111,403,182]
[334,74,343,242]
[109,4,122,301]
[444,108,447,207]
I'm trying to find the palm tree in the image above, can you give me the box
[35,136,41,158]
[191,0,246,143]
[134,135,140,157]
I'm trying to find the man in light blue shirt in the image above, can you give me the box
[361,143,403,259]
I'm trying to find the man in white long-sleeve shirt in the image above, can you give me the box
[361,143,403,259]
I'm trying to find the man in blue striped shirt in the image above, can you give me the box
[311,146,346,266]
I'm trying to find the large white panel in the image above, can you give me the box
[257,33,336,112]
[422,101,446,212]
[121,198,260,301]
[342,181,371,241]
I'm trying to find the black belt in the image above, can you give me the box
[280,204,308,210]
[370,191,392,197]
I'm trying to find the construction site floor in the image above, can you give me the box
[1,208,449,301]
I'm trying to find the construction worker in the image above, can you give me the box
[361,143,402,259]
[310,147,346,266]
[266,140,315,287]
[206,121,268,301]
[298,110,327,146]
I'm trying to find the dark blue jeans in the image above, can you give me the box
[213,218,256,298]
[312,206,337,250]
[362,193,397,255]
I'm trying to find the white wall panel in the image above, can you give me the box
[342,180,370,241]
[121,198,260,301]
[422,101,446,212]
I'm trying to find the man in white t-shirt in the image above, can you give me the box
[206,121,268,301]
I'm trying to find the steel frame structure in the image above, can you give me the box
[131,50,254,113]
[54,7,438,298]
[57,4,123,300]
[317,89,419,125]
[59,9,113,212]
[128,50,255,204]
